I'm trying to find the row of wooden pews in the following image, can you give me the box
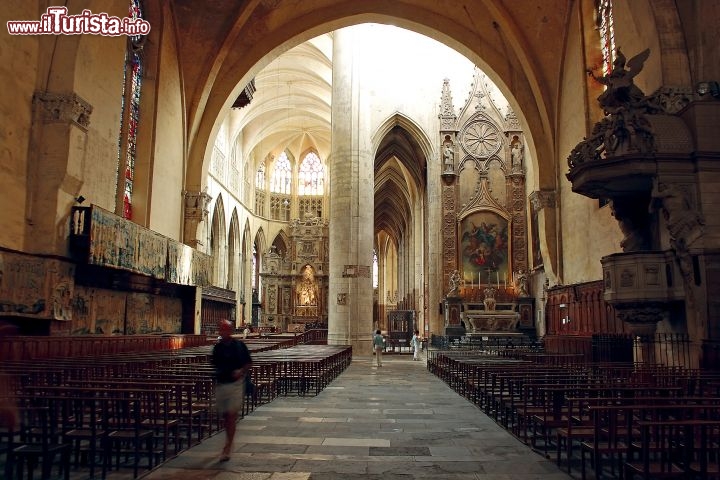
[428,349,720,479]
[1,336,352,480]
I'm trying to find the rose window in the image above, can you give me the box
[460,120,501,158]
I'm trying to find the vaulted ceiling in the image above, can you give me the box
[229,36,333,164]
[227,29,443,254]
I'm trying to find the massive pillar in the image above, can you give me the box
[327,28,374,354]
[26,91,93,255]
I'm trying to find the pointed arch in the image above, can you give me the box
[271,230,291,257]
[270,150,293,194]
[239,218,253,326]
[210,194,227,287]
[242,219,252,294]
[227,209,241,292]
[298,149,325,196]
[253,227,267,296]
[372,113,434,173]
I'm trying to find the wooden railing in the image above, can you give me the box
[0,334,209,361]
[545,281,624,336]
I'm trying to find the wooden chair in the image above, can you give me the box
[62,396,109,480]
[624,419,720,479]
[5,406,71,480]
[530,386,570,457]
[580,404,634,480]
[556,396,595,472]
[104,397,155,479]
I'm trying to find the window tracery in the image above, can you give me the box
[298,152,324,195]
[270,152,292,194]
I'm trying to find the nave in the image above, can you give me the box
[142,355,569,480]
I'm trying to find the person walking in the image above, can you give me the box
[372,329,385,367]
[212,319,253,461]
[411,329,422,361]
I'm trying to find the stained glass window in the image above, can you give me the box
[117,0,145,219]
[598,0,615,76]
[298,152,324,195]
[270,152,292,194]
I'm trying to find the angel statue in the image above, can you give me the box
[447,269,461,297]
[587,48,650,113]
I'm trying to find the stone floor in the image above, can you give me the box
[137,353,573,480]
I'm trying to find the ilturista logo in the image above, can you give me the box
[7,7,151,36]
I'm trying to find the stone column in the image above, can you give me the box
[530,190,559,283]
[26,91,93,255]
[327,28,374,354]
[183,190,212,248]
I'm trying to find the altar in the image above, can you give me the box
[461,287,523,335]
[443,271,535,338]
[465,308,519,333]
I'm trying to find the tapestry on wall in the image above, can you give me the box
[71,286,183,335]
[460,211,509,287]
[88,206,167,279]
[0,251,75,320]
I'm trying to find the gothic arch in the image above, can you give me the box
[372,113,429,312]
[241,218,252,303]
[372,113,434,167]
[184,5,560,196]
[210,194,227,287]
[298,147,323,165]
[254,227,268,295]
[373,114,429,245]
[271,230,290,257]
[227,209,241,292]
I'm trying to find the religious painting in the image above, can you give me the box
[460,211,509,287]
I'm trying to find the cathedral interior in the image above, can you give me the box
[1,0,719,369]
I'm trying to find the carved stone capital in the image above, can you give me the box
[529,190,557,213]
[33,91,92,131]
[183,190,212,223]
[613,301,667,336]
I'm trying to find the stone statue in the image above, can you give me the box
[510,140,524,170]
[514,270,529,297]
[443,144,454,172]
[296,265,318,306]
[587,48,650,113]
[447,269,460,297]
[650,181,704,248]
[569,49,658,168]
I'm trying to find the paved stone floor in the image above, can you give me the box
[140,354,573,480]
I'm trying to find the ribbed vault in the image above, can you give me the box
[374,125,426,248]
[230,38,333,165]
